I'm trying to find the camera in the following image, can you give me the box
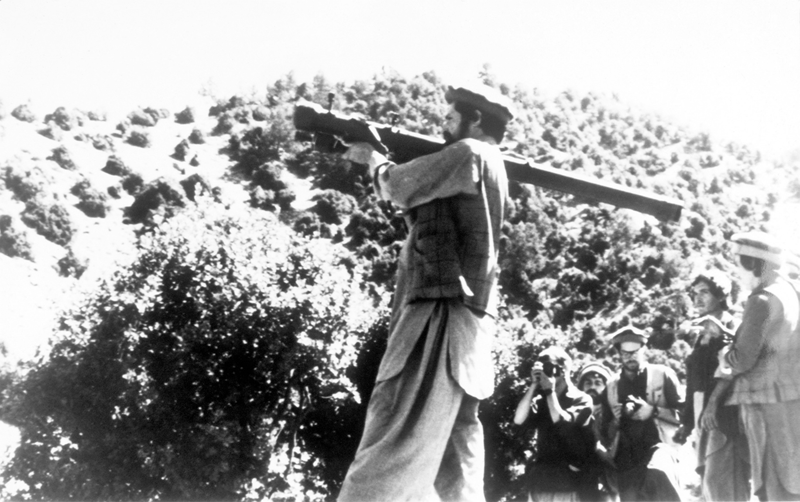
[542,361,562,378]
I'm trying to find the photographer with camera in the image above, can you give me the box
[514,346,597,501]
[598,327,685,501]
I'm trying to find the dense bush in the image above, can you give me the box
[56,248,88,278]
[124,178,186,225]
[20,199,74,246]
[3,166,49,202]
[71,179,109,218]
[11,104,36,122]
[48,145,77,171]
[102,155,132,177]
[229,122,294,177]
[172,139,191,161]
[189,128,206,144]
[0,214,33,260]
[128,108,163,127]
[175,106,196,124]
[44,107,84,131]
[127,129,151,148]
[0,201,384,500]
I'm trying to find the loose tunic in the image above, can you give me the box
[338,138,507,502]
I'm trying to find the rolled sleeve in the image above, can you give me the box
[373,140,481,209]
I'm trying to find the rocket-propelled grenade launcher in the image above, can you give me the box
[293,98,683,222]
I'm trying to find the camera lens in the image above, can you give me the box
[543,362,560,377]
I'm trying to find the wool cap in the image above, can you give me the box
[445,82,515,124]
[731,231,785,266]
[609,326,648,348]
[577,362,611,386]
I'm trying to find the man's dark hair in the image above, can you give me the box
[739,255,765,278]
[691,273,730,310]
[453,101,506,143]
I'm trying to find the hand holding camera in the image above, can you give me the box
[623,395,655,421]
[531,360,561,395]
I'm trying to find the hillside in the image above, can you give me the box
[0,71,798,500]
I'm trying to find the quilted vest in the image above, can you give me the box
[404,141,506,316]
[606,365,681,447]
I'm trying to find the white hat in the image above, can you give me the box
[731,231,785,266]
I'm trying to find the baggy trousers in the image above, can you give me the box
[740,400,800,501]
[338,306,486,502]
[700,429,750,501]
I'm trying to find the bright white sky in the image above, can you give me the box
[1,0,799,158]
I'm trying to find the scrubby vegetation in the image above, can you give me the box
[0,69,797,500]
[0,214,33,260]
[20,199,74,246]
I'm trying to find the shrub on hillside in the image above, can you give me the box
[276,188,296,211]
[188,128,205,144]
[179,173,211,202]
[0,214,33,260]
[252,106,269,121]
[102,155,132,177]
[228,121,294,177]
[71,179,109,218]
[47,145,76,171]
[212,114,234,135]
[209,95,247,117]
[125,178,186,225]
[174,106,196,124]
[20,199,74,246]
[56,249,87,278]
[251,161,287,191]
[127,129,151,148]
[92,134,114,151]
[172,139,191,161]
[3,165,51,202]
[37,124,63,141]
[250,186,277,211]
[0,202,383,500]
[311,190,356,225]
[121,173,144,195]
[44,107,83,131]
[86,109,107,121]
[11,104,36,122]
[128,108,159,127]
[316,158,371,198]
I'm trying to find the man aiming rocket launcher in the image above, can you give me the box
[296,83,682,500]
[293,95,684,222]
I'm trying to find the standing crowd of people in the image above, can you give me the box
[514,231,800,502]
[334,81,799,502]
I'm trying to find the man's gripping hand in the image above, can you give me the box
[628,396,655,421]
[342,142,388,173]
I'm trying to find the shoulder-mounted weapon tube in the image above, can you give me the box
[293,99,683,222]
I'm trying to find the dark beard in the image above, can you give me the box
[585,390,601,405]
[443,117,471,145]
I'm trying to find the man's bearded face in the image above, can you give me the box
[619,341,644,374]
[580,373,606,405]
[442,103,471,145]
